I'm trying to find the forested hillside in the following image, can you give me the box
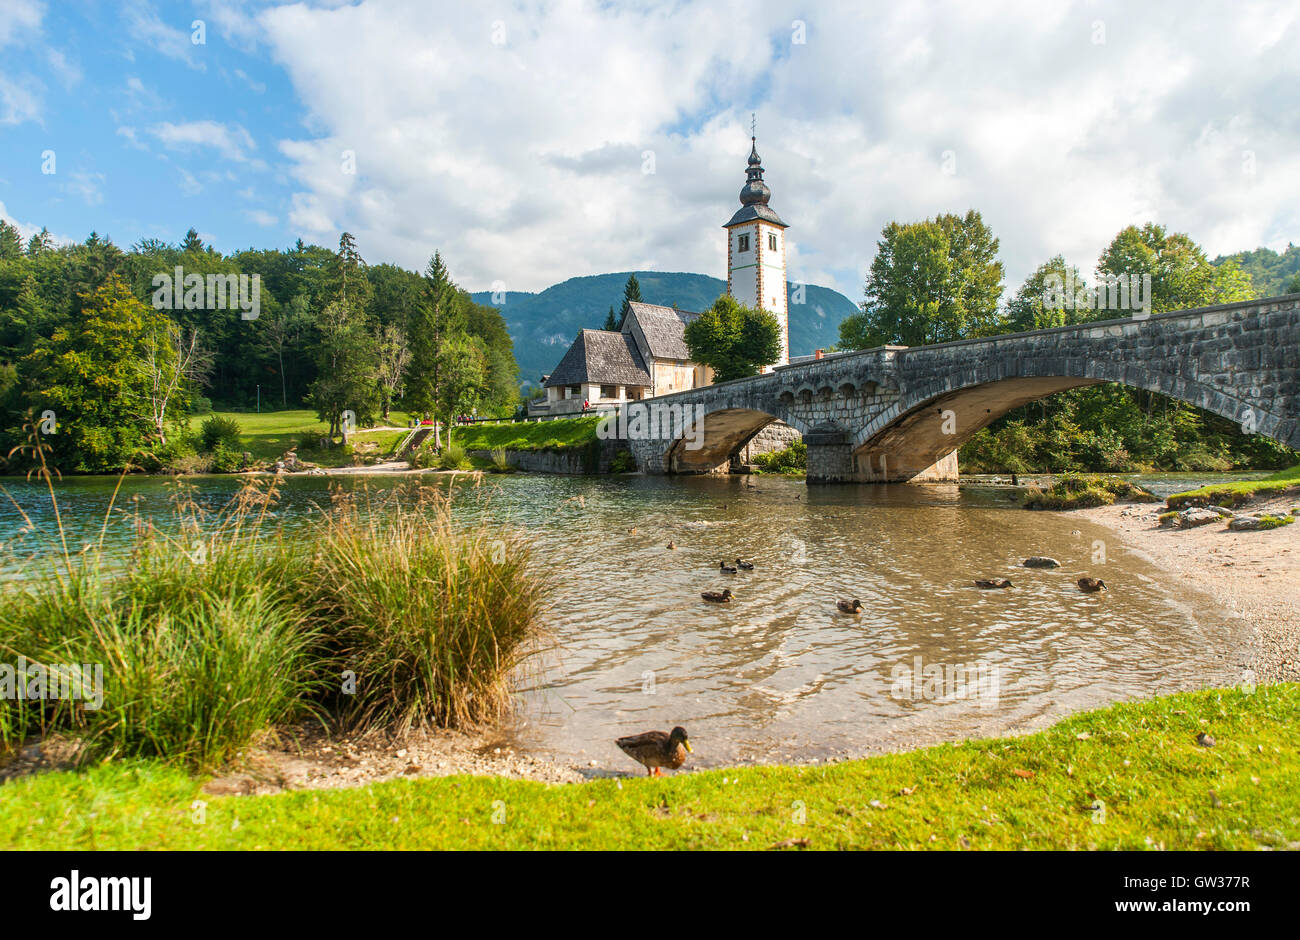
[0,223,517,472]
[471,271,856,383]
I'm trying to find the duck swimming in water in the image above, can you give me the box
[736,558,754,570]
[836,598,863,615]
[719,561,738,574]
[701,589,733,603]
[974,578,1012,589]
[1077,577,1107,593]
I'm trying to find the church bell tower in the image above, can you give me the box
[724,133,790,366]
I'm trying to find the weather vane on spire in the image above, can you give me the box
[751,112,756,139]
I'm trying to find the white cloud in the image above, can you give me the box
[239,0,1300,300]
[62,170,106,206]
[0,0,43,47]
[125,1,207,70]
[245,208,277,226]
[150,120,257,163]
[0,74,41,125]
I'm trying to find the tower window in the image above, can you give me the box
[737,234,750,252]
[768,233,778,251]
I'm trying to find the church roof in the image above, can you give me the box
[724,136,788,228]
[543,329,652,388]
[624,301,699,360]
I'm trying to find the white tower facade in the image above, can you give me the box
[725,137,789,367]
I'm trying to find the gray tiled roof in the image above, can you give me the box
[543,329,652,388]
[625,302,700,361]
[724,204,788,228]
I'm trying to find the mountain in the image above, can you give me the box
[470,271,859,384]
[1212,244,1300,297]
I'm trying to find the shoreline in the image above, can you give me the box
[1074,495,1299,685]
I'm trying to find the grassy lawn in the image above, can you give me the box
[3,684,1296,850]
[452,415,602,452]
[1166,463,1300,509]
[188,410,413,465]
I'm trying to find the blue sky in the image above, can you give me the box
[2,1,1298,302]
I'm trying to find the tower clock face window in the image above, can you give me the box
[768,233,778,251]
[737,234,750,252]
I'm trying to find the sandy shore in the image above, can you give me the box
[1075,494,1299,684]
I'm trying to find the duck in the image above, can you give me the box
[1077,577,1107,593]
[1022,556,1061,569]
[837,598,863,615]
[974,578,1012,589]
[701,589,733,603]
[719,560,738,574]
[667,540,676,550]
[616,726,692,776]
[736,558,754,570]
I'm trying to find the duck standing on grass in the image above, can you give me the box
[616,727,692,776]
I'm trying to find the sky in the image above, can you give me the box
[1,0,1298,302]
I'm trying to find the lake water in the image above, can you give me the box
[0,472,1247,771]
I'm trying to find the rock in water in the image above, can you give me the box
[1022,556,1061,569]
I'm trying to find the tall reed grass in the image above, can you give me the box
[0,423,549,768]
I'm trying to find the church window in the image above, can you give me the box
[737,234,750,252]
[769,233,778,251]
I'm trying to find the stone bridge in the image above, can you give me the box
[625,294,1300,483]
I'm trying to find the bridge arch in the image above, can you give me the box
[664,406,805,472]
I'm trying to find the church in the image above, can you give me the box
[533,136,792,415]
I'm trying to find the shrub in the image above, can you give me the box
[198,415,242,453]
[1023,474,1160,510]
[438,442,472,471]
[0,472,549,765]
[608,449,636,473]
[489,447,514,473]
[753,439,807,474]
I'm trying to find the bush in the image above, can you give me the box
[489,447,514,473]
[199,415,242,453]
[608,449,636,473]
[189,396,213,415]
[1023,474,1160,510]
[0,474,549,765]
[438,442,472,471]
[753,439,807,474]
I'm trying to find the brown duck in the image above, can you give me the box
[616,726,692,776]
[702,589,733,603]
[837,598,863,615]
[1077,577,1107,593]
[974,578,1012,589]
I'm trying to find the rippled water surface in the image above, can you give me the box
[0,472,1245,769]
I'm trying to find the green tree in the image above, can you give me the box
[406,251,464,417]
[0,220,22,261]
[435,332,488,441]
[307,301,378,440]
[181,228,204,253]
[839,211,1004,349]
[1003,256,1091,333]
[1097,223,1253,314]
[616,273,642,329]
[603,305,617,331]
[683,294,781,382]
[23,276,184,471]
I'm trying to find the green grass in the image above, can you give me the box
[451,416,602,452]
[1,444,548,766]
[3,684,1296,850]
[1166,463,1300,510]
[1023,474,1160,510]
[186,410,412,466]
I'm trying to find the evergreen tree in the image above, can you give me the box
[604,305,617,331]
[181,228,204,253]
[616,273,642,328]
[406,251,464,418]
[0,220,23,260]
